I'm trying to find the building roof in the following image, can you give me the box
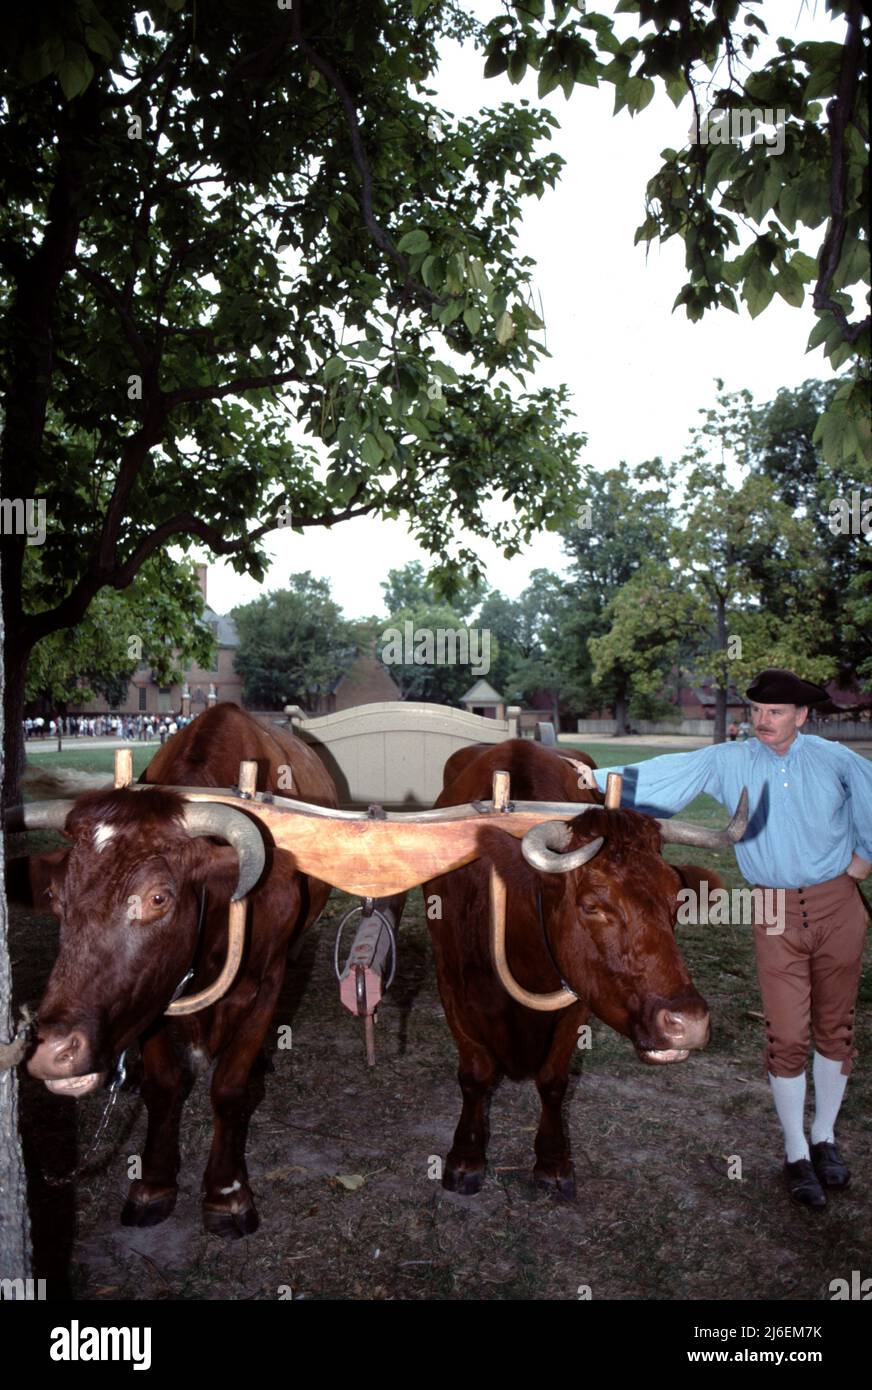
[460,678,504,704]
[202,604,240,648]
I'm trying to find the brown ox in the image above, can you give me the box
[9,703,336,1238]
[424,740,740,1199]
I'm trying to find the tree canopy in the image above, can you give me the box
[1,0,867,796]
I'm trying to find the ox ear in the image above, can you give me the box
[183,839,247,902]
[5,849,70,909]
[673,864,726,902]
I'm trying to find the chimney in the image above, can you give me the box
[195,564,208,602]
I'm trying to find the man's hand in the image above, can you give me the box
[846,853,871,882]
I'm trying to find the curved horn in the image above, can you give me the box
[165,804,266,1017]
[490,867,577,1011]
[3,800,75,833]
[656,787,749,849]
[522,819,605,874]
[181,802,266,900]
[165,897,248,1017]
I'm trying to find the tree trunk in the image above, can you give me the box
[0,560,33,1284]
[713,594,728,744]
[1,641,28,812]
[613,688,627,737]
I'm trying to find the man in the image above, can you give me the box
[576,669,871,1209]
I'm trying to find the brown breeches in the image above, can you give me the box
[752,875,869,1078]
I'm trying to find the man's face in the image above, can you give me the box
[750,701,807,751]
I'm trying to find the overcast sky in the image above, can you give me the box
[197,0,843,621]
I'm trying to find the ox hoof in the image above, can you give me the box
[533,1166,577,1201]
[120,1184,177,1228]
[202,1201,259,1240]
[442,1164,485,1196]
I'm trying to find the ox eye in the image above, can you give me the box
[151,893,168,907]
[580,900,600,915]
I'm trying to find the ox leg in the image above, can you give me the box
[444,1046,501,1195]
[200,973,284,1240]
[532,1020,579,1200]
[121,1028,193,1228]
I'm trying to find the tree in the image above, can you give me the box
[24,552,214,713]
[0,561,32,1288]
[377,596,494,704]
[482,0,870,466]
[380,561,483,620]
[746,379,871,684]
[558,460,676,726]
[0,0,585,805]
[232,573,355,710]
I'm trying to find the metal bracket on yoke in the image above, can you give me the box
[333,889,398,1067]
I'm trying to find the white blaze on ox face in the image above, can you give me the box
[93,823,116,852]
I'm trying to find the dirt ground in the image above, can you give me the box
[8,743,872,1303]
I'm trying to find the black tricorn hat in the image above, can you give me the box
[745,668,829,706]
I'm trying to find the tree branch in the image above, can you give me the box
[290,2,441,307]
[812,0,870,344]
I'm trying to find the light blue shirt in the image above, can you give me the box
[592,734,872,889]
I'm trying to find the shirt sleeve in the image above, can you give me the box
[842,748,872,861]
[592,744,725,816]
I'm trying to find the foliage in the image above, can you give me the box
[24,552,213,708]
[480,0,870,467]
[231,572,355,709]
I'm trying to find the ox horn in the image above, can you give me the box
[521,819,605,874]
[164,803,266,1018]
[180,803,265,900]
[3,800,76,834]
[656,787,749,849]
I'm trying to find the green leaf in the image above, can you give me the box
[57,44,95,100]
[397,229,431,255]
[360,433,384,467]
[84,25,116,61]
[789,251,819,283]
[624,75,654,115]
[495,310,515,345]
[665,74,686,108]
[774,265,804,307]
[323,356,344,382]
[704,143,743,198]
[483,47,509,79]
[743,258,775,318]
[463,305,481,335]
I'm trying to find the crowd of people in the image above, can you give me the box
[23,713,194,744]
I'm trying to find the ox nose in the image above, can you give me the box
[654,1005,710,1051]
[27,1027,91,1080]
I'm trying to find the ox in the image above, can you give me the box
[8,703,336,1238]
[424,740,744,1198]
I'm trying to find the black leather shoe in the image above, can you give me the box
[784,1159,827,1209]
[810,1141,851,1190]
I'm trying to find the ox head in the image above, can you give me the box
[514,795,748,1064]
[10,789,264,1097]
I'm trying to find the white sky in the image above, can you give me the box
[198,1,844,621]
